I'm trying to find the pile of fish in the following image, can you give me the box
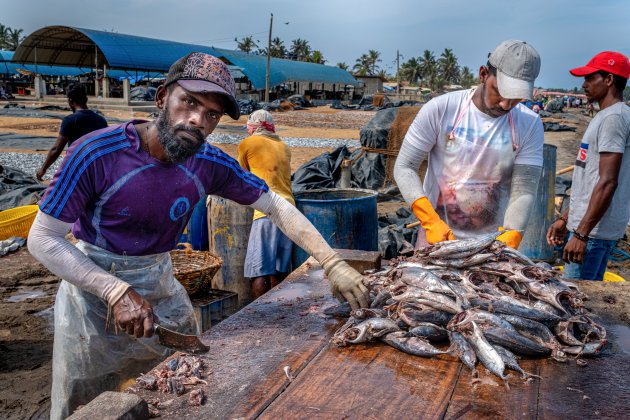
[330,232,607,384]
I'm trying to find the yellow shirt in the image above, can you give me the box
[237,134,295,220]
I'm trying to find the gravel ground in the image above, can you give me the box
[0,152,60,180]
[0,132,359,181]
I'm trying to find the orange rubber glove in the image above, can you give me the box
[497,226,523,249]
[411,196,455,244]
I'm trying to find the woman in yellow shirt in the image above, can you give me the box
[238,110,296,298]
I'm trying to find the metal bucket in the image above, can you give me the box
[520,144,557,262]
[207,196,254,306]
[292,188,378,268]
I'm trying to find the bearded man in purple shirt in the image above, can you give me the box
[28,52,369,419]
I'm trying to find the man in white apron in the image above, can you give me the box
[28,52,369,419]
[394,40,544,249]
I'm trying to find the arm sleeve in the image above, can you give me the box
[598,114,628,153]
[502,164,542,231]
[58,115,74,139]
[237,140,249,170]
[514,115,544,167]
[393,140,428,206]
[250,191,337,264]
[27,211,130,305]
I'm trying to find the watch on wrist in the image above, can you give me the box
[572,230,589,242]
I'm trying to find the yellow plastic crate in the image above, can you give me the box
[0,205,39,240]
[555,265,625,282]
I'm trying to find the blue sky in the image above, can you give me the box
[2,0,628,89]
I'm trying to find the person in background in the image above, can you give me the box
[36,85,108,180]
[394,40,544,250]
[28,52,368,419]
[547,51,630,280]
[238,110,294,298]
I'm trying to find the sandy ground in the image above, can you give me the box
[1,104,629,419]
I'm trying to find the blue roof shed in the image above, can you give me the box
[12,26,360,89]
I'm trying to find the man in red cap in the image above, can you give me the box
[547,51,630,280]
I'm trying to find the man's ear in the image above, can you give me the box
[155,85,167,109]
[478,66,489,83]
[604,73,615,88]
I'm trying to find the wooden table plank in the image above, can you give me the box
[260,342,461,419]
[130,260,345,419]
[445,358,541,420]
[537,316,630,420]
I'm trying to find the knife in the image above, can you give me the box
[154,323,209,353]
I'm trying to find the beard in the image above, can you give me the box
[156,106,205,162]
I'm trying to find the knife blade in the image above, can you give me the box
[154,323,209,353]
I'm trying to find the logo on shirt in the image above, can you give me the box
[575,142,588,168]
[169,197,191,222]
[118,207,130,216]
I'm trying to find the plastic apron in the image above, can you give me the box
[50,240,197,420]
[417,90,518,247]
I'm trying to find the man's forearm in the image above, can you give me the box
[27,211,130,305]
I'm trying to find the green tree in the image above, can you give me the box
[336,62,349,71]
[289,38,311,61]
[353,54,371,76]
[376,69,390,80]
[418,50,437,87]
[368,49,381,75]
[310,50,326,64]
[401,57,422,84]
[459,66,477,88]
[438,48,460,85]
[234,36,258,53]
[0,24,8,50]
[269,37,287,58]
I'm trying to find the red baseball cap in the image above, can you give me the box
[569,51,630,79]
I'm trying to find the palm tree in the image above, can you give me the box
[235,36,258,53]
[0,24,8,50]
[376,69,390,80]
[438,48,460,85]
[418,50,437,87]
[269,37,287,58]
[310,50,325,64]
[289,38,311,61]
[6,28,24,51]
[336,62,349,71]
[367,49,381,75]
[401,57,422,84]
[353,54,371,76]
[460,66,477,88]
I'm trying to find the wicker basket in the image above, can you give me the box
[170,243,223,296]
[0,205,39,240]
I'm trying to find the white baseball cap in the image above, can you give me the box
[488,40,541,100]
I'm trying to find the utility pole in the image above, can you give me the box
[265,13,273,103]
[396,49,400,95]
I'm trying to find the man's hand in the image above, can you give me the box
[563,236,587,264]
[113,288,156,338]
[546,219,568,247]
[411,196,455,244]
[36,167,45,181]
[322,256,369,311]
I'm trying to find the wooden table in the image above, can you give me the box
[131,259,630,419]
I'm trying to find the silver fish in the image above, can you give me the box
[406,322,449,341]
[448,331,477,374]
[381,331,448,357]
[426,232,503,259]
[332,317,400,346]
[493,345,540,379]
[461,322,507,381]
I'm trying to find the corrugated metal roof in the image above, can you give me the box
[12,26,360,88]
[1,50,160,79]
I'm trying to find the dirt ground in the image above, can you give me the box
[1,104,629,419]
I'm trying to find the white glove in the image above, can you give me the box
[320,254,369,310]
[251,191,370,310]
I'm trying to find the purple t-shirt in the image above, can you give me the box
[39,121,268,255]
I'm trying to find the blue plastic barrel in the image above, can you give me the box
[292,188,378,268]
[182,198,209,250]
[520,144,556,261]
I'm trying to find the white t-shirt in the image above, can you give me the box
[404,89,544,237]
[568,102,630,240]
